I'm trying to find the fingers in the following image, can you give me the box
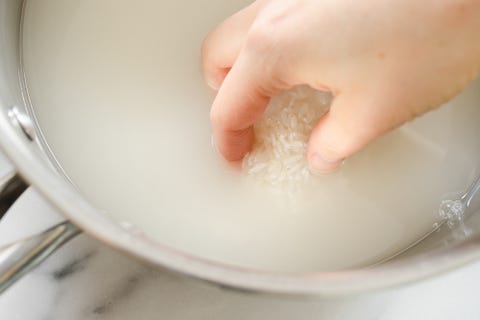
[307,93,408,173]
[201,1,262,90]
[211,51,290,161]
[204,0,293,162]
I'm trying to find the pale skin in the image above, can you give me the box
[202,0,480,173]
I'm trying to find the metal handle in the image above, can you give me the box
[0,169,80,293]
[0,221,80,293]
[0,170,28,219]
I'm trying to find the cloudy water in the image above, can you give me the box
[22,0,480,272]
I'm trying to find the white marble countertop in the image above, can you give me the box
[0,153,480,319]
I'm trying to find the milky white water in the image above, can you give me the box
[22,0,480,272]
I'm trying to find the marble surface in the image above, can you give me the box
[0,155,480,319]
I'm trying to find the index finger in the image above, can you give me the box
[210,51,290,161]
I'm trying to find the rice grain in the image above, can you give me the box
[243,85,332,192]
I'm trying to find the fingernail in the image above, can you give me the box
[308,153,344,174]
[206,79,220,91]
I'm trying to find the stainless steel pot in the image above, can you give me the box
[1,0,480,297]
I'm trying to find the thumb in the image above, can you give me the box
[307,93,408,173]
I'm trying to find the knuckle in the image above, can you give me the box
[244,0,298,53]
[244,22,278,56]
[243,15,298,88]
[243,28,292,92]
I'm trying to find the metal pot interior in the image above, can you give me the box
[1,0,480,295]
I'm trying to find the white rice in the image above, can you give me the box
[243,85,332,192]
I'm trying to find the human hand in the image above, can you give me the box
[202,0,480,172]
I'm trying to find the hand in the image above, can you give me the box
[202,0,480,172]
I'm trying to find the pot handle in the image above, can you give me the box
[0,169,81,293]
